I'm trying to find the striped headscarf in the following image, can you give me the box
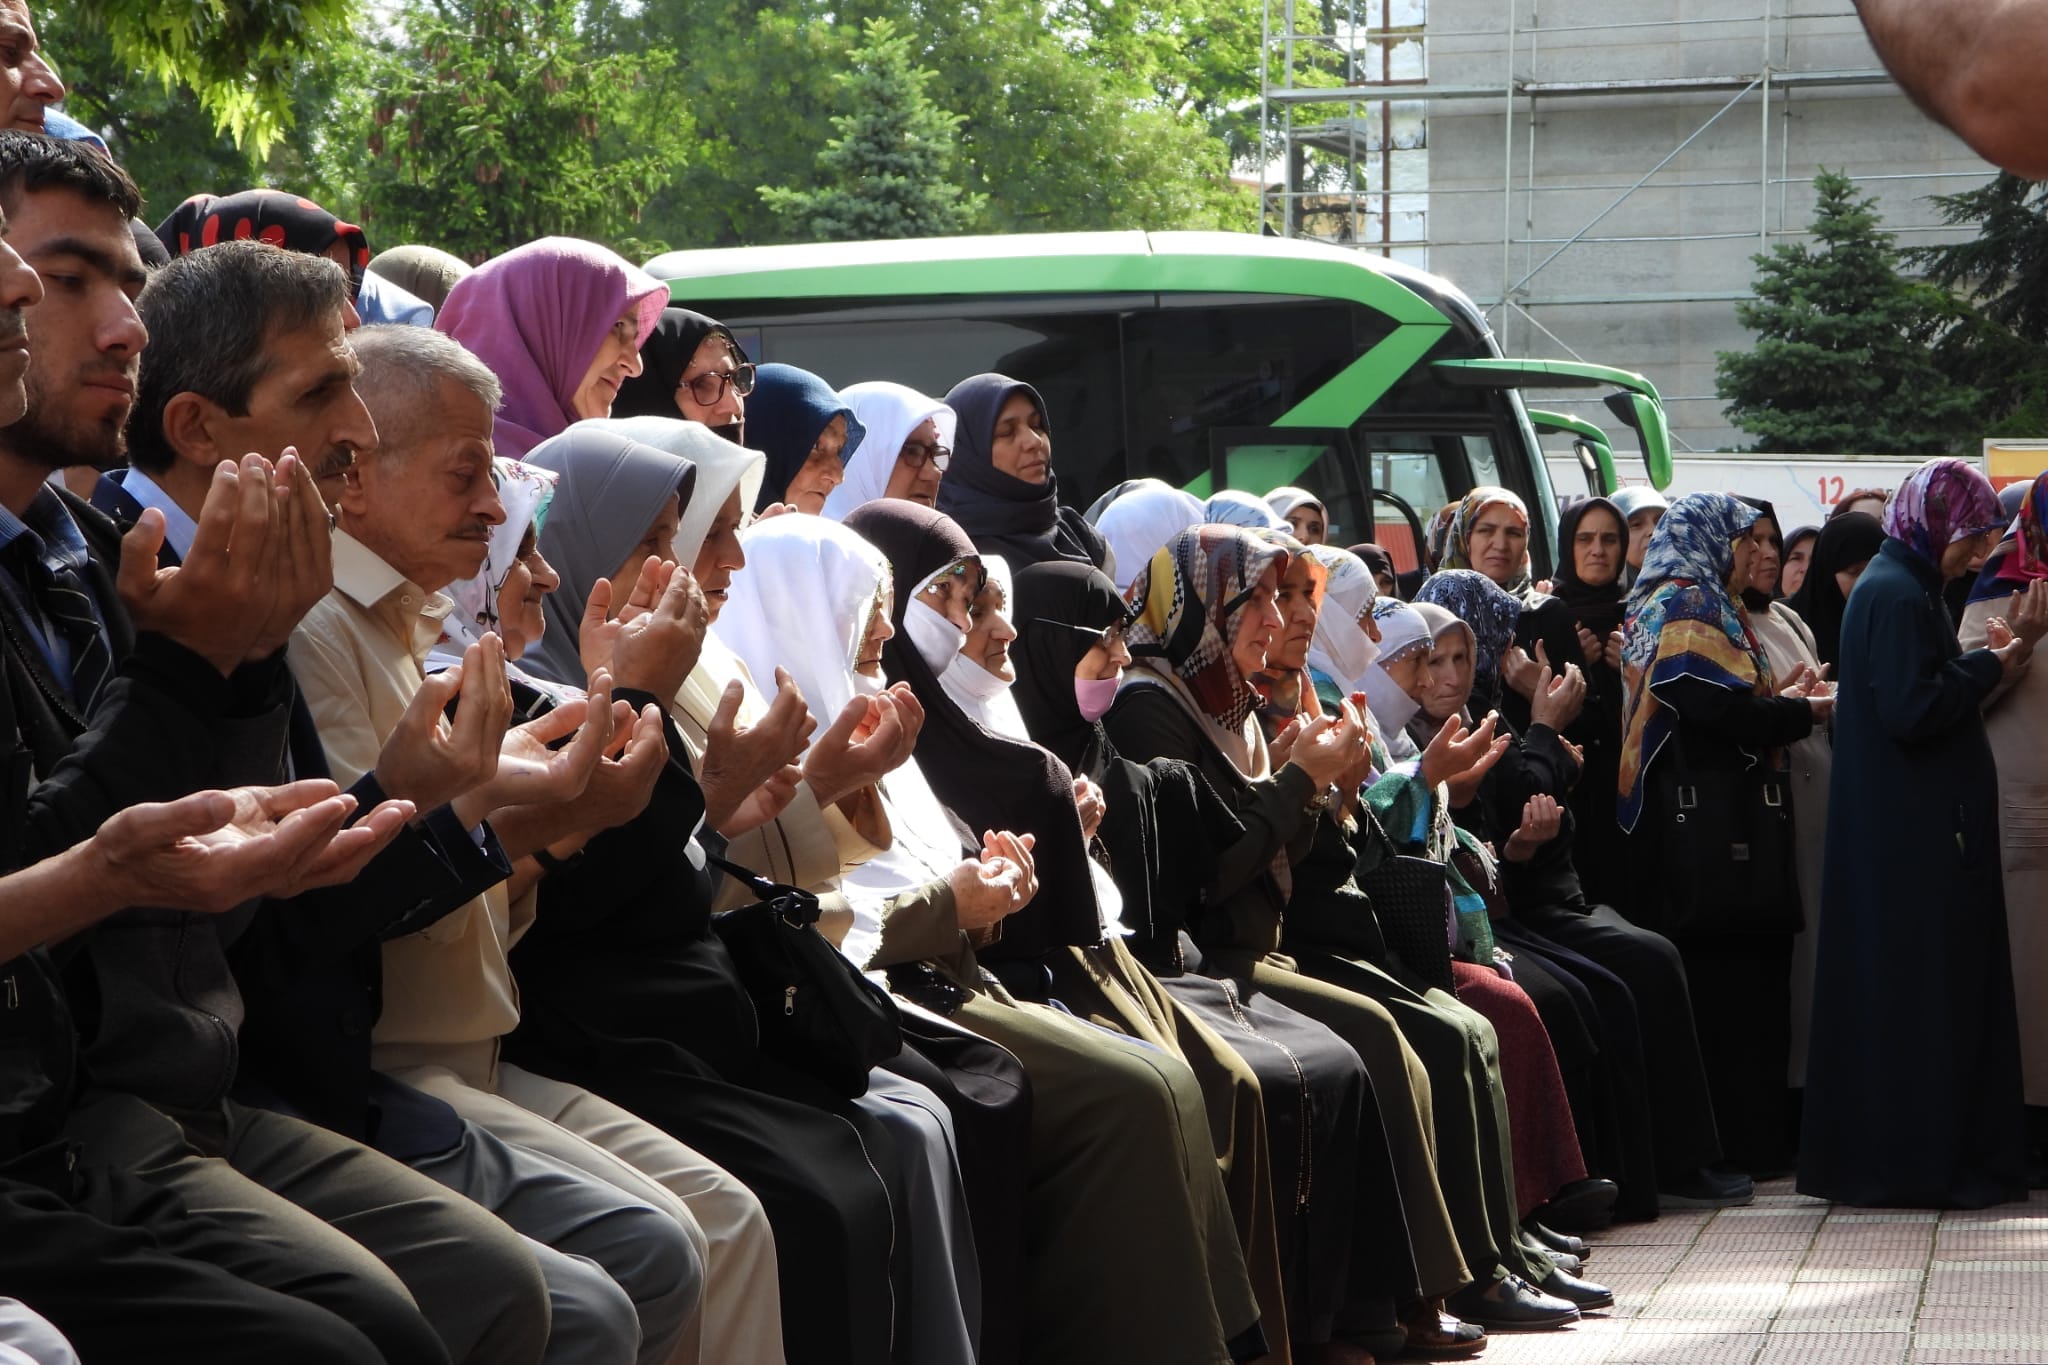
[1616,492,1771,832]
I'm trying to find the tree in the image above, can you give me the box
[1716,170,1979,455]
[1907,173,2048,435]
[65,0,356,153]
[758,18,984,241]
[320,0,695,262]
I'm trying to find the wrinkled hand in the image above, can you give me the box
[1504,793,1562,863]
[2009,580,2048,649]
[1500,641,1551,702]
[552,701,668,839]
[804,689,914,808]
[1073,776,1106,840]
[700,670,816,833]
[950,830,1038,931]
[92,781,414,910]
[579,557,669,682]
[245,451,335,661]
[1987,616,2017,651]
[1287,712,1366,790]
[1268,716,1303,771]
[1422,712,1510,806]
[593,561,710,702]
[117,456,277,676]
[1529,659,1587,731]
[374,637,514,811]
[451,672,617,827]
[718,764,803,836]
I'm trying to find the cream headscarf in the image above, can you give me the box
[822,382,956,522]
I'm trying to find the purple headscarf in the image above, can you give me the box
[1882,458,2004,567]
[434,237,668,457]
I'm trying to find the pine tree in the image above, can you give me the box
[758,18,987,241]
[1716,170,1980,454]
[1907,173,2048,435]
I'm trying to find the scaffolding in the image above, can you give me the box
[1256,3,1988,450]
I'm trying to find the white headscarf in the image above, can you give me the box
[1362,595,1432,749]
[581,415,766,567]
[1205,488,1284,530]
[716,514,967,967]
[1304,544,1381,691]
[938,554,1029,741]
[1266,485,1326,524]
[427,458,565,691]
[1096,479,1206,592]
[822,382,956,522]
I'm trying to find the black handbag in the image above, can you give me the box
[707,853,901,1097]
[1357,854,1458,995]
[1642,727,1801,937]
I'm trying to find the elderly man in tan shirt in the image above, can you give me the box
[289,326,785,1365]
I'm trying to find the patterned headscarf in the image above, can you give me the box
[1125,525,1286,732]
[157,189,372,300]
[1415,569,1523,679]
[1424,503,1458,571]
[1205,489,1284,530]
[1970,469,2048,604]
[1440,485,1533,595]
[1616,492,1770,832]
[442,458,560,652]
[1883,457,2005,568]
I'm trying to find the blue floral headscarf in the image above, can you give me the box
[1415,569,1523,679]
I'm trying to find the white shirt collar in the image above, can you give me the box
[332,528,417,610]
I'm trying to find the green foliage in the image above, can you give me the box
[70,0,355,153]
[325,0,694,262]
[1906,173,2048,435]
[1716,171,1979,455]
[759,18,984,241]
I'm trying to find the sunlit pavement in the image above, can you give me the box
[1469,1181,2048,1365]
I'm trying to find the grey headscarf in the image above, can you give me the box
[523,426,698,687]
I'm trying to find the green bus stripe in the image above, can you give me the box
[1275,324,1448,427]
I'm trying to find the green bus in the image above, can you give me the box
[645,230,1673,578]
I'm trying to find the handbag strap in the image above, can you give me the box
[705,850,824,925]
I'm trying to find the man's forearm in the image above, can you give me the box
[0,842,134,959]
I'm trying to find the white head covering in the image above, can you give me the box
[1205,488,1285,530]
[822,382,957,522]
[1361,595,1432,745]
[1266,485,1326,523]
[427,458,562,684]
[937,554,1029,741]
[1304,544,1381,691]
[1096,480,1206,592]
[716,513,967,966]
[582,415,767,567]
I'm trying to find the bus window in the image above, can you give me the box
[1463,434,1502,490]
[745,310,1126,497]
[1208,426,1368,547]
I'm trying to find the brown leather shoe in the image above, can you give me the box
[1398,1298,1487,1358]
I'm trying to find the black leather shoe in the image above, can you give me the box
[1518,1228,1580,1275]
[1523,1218,1588,1260]
[1531,1177,1619,1233]
[1397,1300,1487,1358]
[1447,1274,1580,1331]
[1659,1168,1756,1209]
[1537,1265,1615,1311]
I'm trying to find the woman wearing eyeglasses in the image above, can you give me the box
[824,382,958,518]
[612,306,758,444]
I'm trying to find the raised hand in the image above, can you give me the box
[605,563,710,701]
[1073,776,1106,839]
[1504,793,1562,862]
[373,636,513,812]
[950,829,1038,931]
[245,450,335,661]
[556,701,669,839]
[804,691,914,807]
[699,670,816,833]
[718,763,803,836]
[450,670,618,827]
[1500,643,1543,701]
[92,780,415,910]
[118,456,278,675]
[1421,711,1509,804]
[1604,630,1625,671]
[2009,580,2048,649]
[1530,659,1587,731]
[1575,624,1602,662]
[1287,712,1366,790]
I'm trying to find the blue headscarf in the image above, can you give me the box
[1415,569,1523,679]
[745,363,865,512]
[1616,492,1770,831]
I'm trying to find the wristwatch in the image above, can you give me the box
[1304,783,1340,814]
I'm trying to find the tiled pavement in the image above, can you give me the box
[1467,1181,2048,1365]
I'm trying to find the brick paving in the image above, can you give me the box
[1463,1182,2048,1365]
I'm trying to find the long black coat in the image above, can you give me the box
[1798,540,2028,1208]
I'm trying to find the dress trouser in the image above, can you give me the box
[1273,949,1555,1285]
[385,1054,786,1365]
[0,1170,388,1365]
[59,1091,541,1365]
[407,1117,703,1365]
[856,1069,984,1365]
[945,973,1260,1365]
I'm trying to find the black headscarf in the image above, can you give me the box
[156,190,371,300]
[937,373,1108,572]
[1780,525,1819,600]
[1734,495,1783,614]
[1346,541,1396,584]
[1784,510,1887,668]
[611,308,744,423]
[1548,495,1631,637]
[1011,562,1133,785]
[841,500,1103,960]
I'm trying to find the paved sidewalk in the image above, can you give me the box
[1471,1180,2048,1365]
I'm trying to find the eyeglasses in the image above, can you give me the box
[899,440,952,472]
[679,363,757,406]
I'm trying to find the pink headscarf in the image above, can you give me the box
[434,237,668,457]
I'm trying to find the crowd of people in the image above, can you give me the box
[0,9,2044,1362]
